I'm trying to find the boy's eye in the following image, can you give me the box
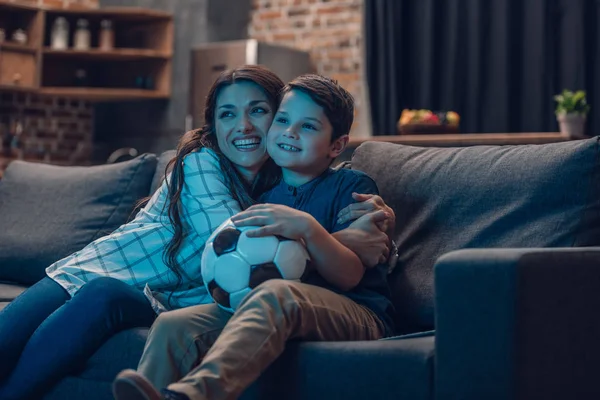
[219,111,234,119]
[303,123,317,131]
[276,117,288,124]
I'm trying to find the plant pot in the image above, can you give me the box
[557,113,587,139]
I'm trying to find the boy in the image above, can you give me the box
[113,75,395,400]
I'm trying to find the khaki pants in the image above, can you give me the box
[138,280,384,400]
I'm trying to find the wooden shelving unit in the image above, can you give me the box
[43,48,171,60]
[0,0,173,101]
[0,42,38,53]
[38,87,169,100]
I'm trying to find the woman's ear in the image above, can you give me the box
[328,135,349,158]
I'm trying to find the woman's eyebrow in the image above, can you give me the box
[249,100,269,106]
[219,100,269,110]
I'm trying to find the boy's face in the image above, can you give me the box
[267,89,347,185]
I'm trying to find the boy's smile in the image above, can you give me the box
[267,89,345,187]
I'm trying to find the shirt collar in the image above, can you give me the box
[277,168,333,196]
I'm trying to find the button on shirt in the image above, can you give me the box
[259,168,395,334]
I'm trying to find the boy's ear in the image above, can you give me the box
[328,135,349,158]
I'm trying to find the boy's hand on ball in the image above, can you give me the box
[231,204,317,240]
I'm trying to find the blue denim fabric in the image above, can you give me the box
[0,276,156,400]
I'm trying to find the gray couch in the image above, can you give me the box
[1,137,600,400]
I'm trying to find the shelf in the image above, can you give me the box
[38,87,169,101]
[0,3,173,101]
[0,42,37,54]
[0,0,39,12]
[42,7,172,21]
[348,133,570,147]
[42,48,170,61]
[0,83,36,92]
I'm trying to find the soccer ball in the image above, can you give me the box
[201,218,311,313]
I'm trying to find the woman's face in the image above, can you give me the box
[214,81,274,183]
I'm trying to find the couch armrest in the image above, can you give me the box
[434,247,600,400]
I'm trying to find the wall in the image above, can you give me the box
[1,0,368,173]
[248,0,369,136]
[94,0,252,157]
[0,0,98,173]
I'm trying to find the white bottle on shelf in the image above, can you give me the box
[74,19,91,50]
[51,17,69,50]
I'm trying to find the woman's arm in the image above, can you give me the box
[180,150,242,235]
[334,193,396,267]
[332,210,391,268]
[231,204,365,292]
[337,193,396,240]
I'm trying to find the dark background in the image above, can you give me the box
[365,0,600,135]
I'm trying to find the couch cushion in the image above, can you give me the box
[150,150,176,194]
[46,332,433,400]
[0,155,158,286]
[76,328,149,381]
[0,282,28,302]
[0,282,28,311]
[352,137,600,333]
[242,335,435,400]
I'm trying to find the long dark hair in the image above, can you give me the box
[164,65,284,300]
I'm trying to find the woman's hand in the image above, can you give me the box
[333,210,391,268]
[337,193,396,238]
[231,204,317,241]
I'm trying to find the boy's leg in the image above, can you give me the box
[0,276,156,400]
[138,304,231,389]
[0,276,70,380]
[168,280,384,400]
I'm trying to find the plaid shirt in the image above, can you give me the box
[46,148,241,313]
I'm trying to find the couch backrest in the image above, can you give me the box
[0,154,158,286]
[150,150,177,194]
[352,137,600,333]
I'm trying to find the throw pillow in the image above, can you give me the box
[150,150,176,194]
[352,137,600,333]
[0,154,158,285]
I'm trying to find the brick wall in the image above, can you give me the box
[248,0,369,136]
[0,0,98,175]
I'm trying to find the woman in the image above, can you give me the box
[113,73,396,400]
[0,65,393,400]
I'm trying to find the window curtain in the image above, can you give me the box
[365,0,600,135]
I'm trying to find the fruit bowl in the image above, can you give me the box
[397,109,460,135]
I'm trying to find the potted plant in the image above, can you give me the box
[554,89,590,138]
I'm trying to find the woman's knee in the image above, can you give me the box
[73,277,142,310]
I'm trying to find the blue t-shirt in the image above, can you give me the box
[259,168,395,335]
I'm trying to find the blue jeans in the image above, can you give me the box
[0,276,156,400]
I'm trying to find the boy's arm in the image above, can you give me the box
[231,204,365,291]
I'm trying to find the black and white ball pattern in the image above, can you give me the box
[201,218,311,313]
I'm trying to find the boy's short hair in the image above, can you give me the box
[282,74,355,142]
